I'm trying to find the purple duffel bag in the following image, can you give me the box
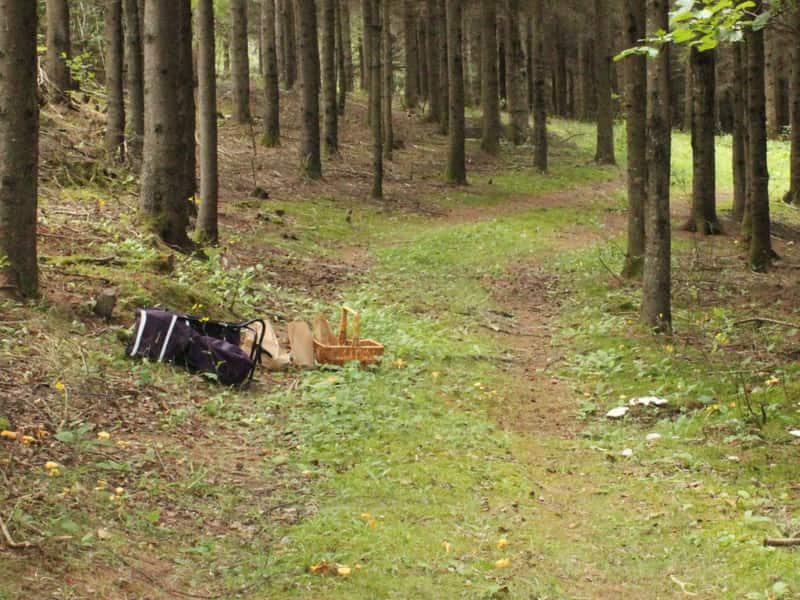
[127,308,254,386]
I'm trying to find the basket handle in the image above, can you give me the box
[338,306,361,348]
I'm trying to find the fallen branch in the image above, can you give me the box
[764,537,800,548]
[0,514,34,549]
[733,317,800,329]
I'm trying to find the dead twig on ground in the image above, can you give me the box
[764,537,800,547]
[733,317,799,329]
[0,514,35,549]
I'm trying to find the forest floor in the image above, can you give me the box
[2,89,800,599]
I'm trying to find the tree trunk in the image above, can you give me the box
[469,3,482,108]
[641,0,672,333]
[622,0,646,279]
[404,0,419,108]
[445,0,466,184]
[732,43,748,222]
[0,0,39,298]
[105,0,126,163]
[425,0,443,125]
[321,0,338,154]
[46,0,71,98]
[297,0,322,179]
[684,47,720,234]
[783,9,800,206]
[231,0,251,122]
[765,28,781,139]
[335,0,347,114]
[594,0,615,164]
[340,0,354,91]
[418,18,429,102]
[480,0,501,154]
[223,35,232,78]
[525,13,533,113]
[383,0,394,159]
[196,0,219,244]
[280,0,298,88]
[363,0,372,120]
[683,56,692,131]
[368,0,383,198]
[531,0,547,172]
[577,34,596,120]
[176,0,196,202]
[141,0,191,248]
[746,10,774,271]
[262,0,281,147]
[437,0,449,135]
[504,0,528,145]
[123,0,144,162]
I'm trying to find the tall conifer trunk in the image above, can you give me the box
[297,0,322,179]
[404,0,419,108]
[641,0,672,333]
[504,0,528,145]
[321,0,339,154]
[231,0,252,122]
[746,6,774,272]
[531,0,547,172]
[732,43,748,222]
[105,0,126,163]
[46,0,72,98]
[141,0,191,248]
[622,0,646,279]
[262,0,281,147]
[784,8,800,206]
[594,0,616,164]
[480,0,501,154]
[123,0,144,162]
[0,0,39,298]
[445,0,466,184]
[196,0,220,243]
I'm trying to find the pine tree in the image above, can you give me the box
[196,0,220,244]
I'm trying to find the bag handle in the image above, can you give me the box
[338,306,361,349]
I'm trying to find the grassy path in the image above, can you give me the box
[3,122,799,599]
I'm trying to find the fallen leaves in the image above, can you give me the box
[309,561,357,577]
[1,430,18,440]
[494,558,511,569]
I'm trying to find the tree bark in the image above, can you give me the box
[783,8,800,206]
[480,0,501,154]
[176,0,196,203]
[504,0,528,145]
[123,0,144,162]
[594,0,615,164]
[418,17,429,102]
[531,0,547,172]
[46,0,71,98]
[469,2,482,108]
[231,0,251,122]
[383,0,394,159]
[683,56,692,132]
[732,43,748,222]
[577,34,596,120]
[196,0,219,244]
[641,0,672,333]
[445,0,466,184]
[141,0,191,248]
[297,0,322,179]
[321,0,338,154]
[105,0,126,163]
[746,10,774,271]
[437,0,449,135]
[340,0,354,91]
[622,0,646,279]
[684,47,720,234]
[404,0,419,108]
[425,0,443,125]
[279,0,298,88]
[0,0,39,298]
[335,0,347,114]
[368,0,383,198]
[262,0,281,147]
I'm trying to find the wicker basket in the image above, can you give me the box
[313,306,384,366]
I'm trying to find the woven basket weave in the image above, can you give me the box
[313,307,384,366]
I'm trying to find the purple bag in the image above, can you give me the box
[127,309,255,386]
